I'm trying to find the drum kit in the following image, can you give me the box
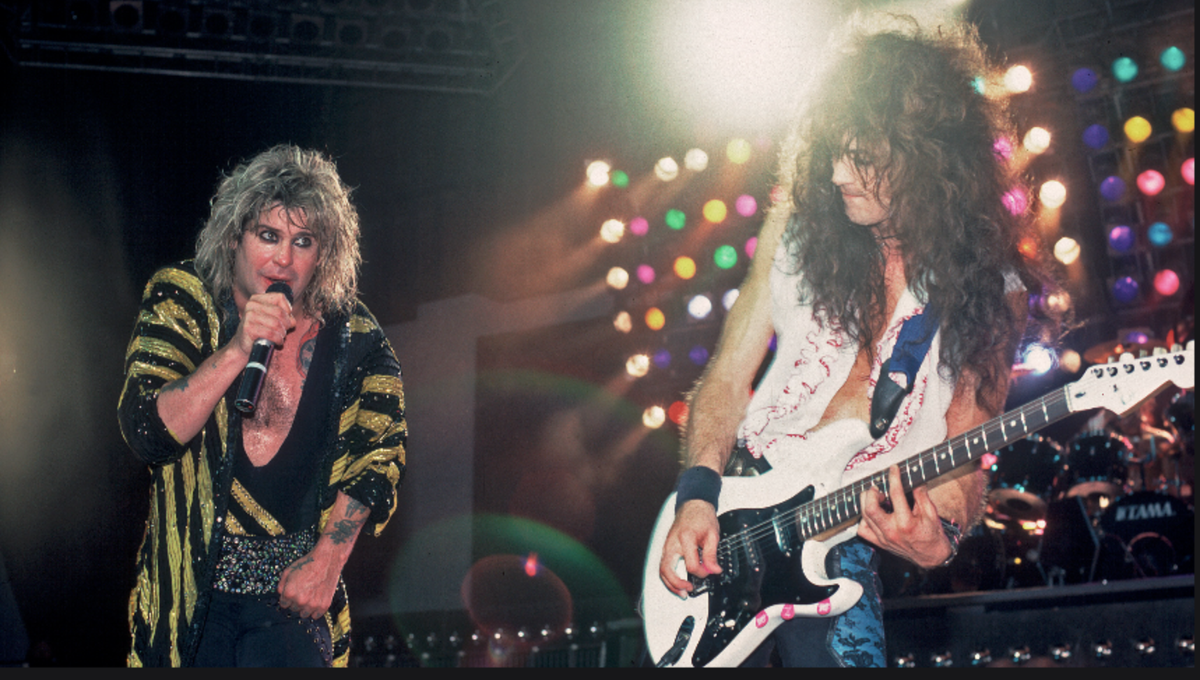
[964,345,1195,592]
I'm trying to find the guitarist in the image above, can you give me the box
[657,17,1059,667]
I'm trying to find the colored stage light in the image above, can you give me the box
[1182,158,1194,185]
[703,199,728,223]
[1003,65,1032,93]
[606,266,629,290]
[1002,188,1028,215]
[637,264,655,284]
[972,76,986,95]
[1112,56,1138,83]
[668,401,689,426]
[1018,237,1039,259]
[1124,116,1152,143]
[645,308,665,331]
[1108,225,1135,252]
[736,194,757,217]
[713,244,738,270]
[1112,276,1139,303]
[1099,176,1126,201]
[722,288,740,310]
[744,236,757,258]
[611,170,629,188]
[993,137,1014,160]
[684,148,709,172]
[586,160,611,187]
[1160,46,1186,72]
[1136,170,1165,196]
[600,219,625,243]
[665,209,686,230]
[689,346,709,365]
[1023,127,1051,154]
[1082,124,1109,150]
[1054,237,1081,265]
[653,349,672,368]
[655,157,679,182]
[1039,180,1066,209]
[673,256,697,280]
[629,216,649,236]
[613,311,632,334]
[687,294,713,320]
[1071,68,1099,93]
[642,405,666,429]
[1059,349,1082,374]
[1148,221,1174,247]
[1042,290,1072,315]
[1172,107,1195,134]
[626,353,650,377]
[727,138,752,165]
[1154,269,1180,296]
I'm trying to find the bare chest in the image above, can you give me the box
[240,325,318,467]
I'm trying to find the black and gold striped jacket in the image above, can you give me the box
[118,261,407,667]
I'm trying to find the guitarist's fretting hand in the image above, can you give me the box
[857,465,953,569]
[659,499,724,597]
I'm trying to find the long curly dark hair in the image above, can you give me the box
[778,17,1060,408]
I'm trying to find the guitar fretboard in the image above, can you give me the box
[721,385,1075,559]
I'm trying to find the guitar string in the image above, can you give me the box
[709,388,1072,566]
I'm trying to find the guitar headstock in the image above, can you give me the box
[1067,341,1193,417]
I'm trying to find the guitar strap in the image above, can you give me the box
[868,302,941,439]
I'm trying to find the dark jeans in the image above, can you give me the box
[740,615,840,667]
[192,590,332,667]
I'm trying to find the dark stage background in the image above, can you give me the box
[0,0,1193,667]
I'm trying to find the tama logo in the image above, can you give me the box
[1115,502,1177,521]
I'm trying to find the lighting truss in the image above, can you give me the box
[12,0,524,94]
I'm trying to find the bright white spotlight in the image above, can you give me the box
[613,311,633,334]
[654,157,680,182]
[643,405,666,429]
[1004,65,1033,93]
[1021,344,1056,375]
[599,219,625,243]
[722,288,740,310]
[1054,237,1080,265]
[684,148,709,172]
[606,266,629,290]
[626,353,650,377]
[687,294,713,320]
[586,160,611,187]
[1023,127,1051,154]
[1039,180,1066,209]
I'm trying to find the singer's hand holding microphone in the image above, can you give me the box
[235,282,295,414]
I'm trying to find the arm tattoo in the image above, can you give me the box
[161,373,191,394]
[325,498,370,545]
[287,554,315,573]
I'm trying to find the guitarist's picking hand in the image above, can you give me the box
[857,465,953,569]
[660,499,723,597]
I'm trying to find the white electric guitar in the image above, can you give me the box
[641,342,1193,667]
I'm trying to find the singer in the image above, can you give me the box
[118,145,407,667]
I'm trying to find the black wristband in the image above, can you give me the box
[675,466,722,514]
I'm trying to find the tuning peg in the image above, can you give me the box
[1154,346,1168,355]
[1107,355,1118,363]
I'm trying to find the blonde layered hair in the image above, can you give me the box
[195,144,362,319]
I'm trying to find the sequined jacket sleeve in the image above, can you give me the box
[118,263,222,466]
[322,305,407,538]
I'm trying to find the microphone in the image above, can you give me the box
[234,282,293,415]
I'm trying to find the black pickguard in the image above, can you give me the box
[688,485,840,667]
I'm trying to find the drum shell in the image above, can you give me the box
[1061,431,1130,500]
[1096,490,1194,578]
[988,435,1067,520]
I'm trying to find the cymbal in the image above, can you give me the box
[1083,338,1169,364]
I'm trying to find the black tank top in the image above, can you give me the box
[232,320,337,534]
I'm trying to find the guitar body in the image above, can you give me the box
[642,420,871,668]
[641,342,1195,667]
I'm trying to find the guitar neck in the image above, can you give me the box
[795,385,1074,540]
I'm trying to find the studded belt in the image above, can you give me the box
[212,528,318,595]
